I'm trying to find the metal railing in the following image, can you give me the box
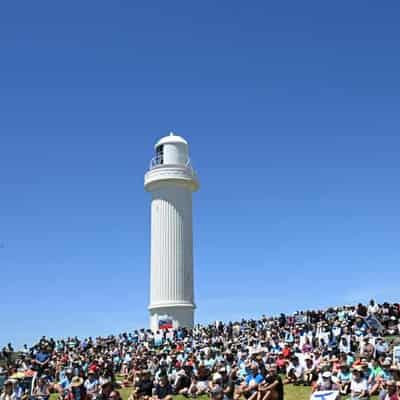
[149,155,193,171]
[149,154,164,169]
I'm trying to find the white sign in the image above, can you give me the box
[310,390,340,400]
[393,345,400,366]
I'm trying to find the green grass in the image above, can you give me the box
[49,385,380,400]
[116,386,380,400]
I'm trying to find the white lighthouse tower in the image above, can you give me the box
[144,132,199,331]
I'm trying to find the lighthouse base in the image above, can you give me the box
[149,304,194,332]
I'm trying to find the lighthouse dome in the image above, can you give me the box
[153,132,189,167]
[154,132,188,148]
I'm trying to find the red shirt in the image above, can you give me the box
[283,347,292,359]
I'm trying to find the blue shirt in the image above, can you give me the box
[36,352,49,363]
[245,373,264,386]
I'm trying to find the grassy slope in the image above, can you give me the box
[117,386,379,400]
[49,386,379,400]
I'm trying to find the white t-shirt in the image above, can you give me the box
[351,379,368,397]
[368,304,379,314]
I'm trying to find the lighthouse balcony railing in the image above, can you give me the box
[149,155,195,175]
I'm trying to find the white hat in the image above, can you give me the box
[212,373,222,383]
[322,371,332,379]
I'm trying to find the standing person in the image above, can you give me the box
[368,300,380,316]
[34,347,50,376]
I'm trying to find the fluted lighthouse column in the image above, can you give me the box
[144,133,199,331]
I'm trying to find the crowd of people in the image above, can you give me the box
[1,301,400,400]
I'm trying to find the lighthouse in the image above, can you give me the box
[144,132,199,331]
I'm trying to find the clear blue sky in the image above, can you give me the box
[1,1,400,348]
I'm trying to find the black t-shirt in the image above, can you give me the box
[155,383,173,399]
[138,379,153,396]
[222,378,235,400]
[174,376,191,392]
[264,374,283,400]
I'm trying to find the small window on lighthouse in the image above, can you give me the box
[156,145,164,165]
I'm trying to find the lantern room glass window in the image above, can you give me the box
[155,145,164,165]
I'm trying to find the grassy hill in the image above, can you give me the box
[116,385,380,400]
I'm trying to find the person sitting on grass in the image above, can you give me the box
[65,377,87,400]
[209,385,225,400]
[349,367,369,400]
[237,363,264,400]
[135,371,153,400]
[32,377,50,400]
[256,366,283,400]
[379,380,400,400]
[173,369,191,396]
[84,371,100,399]
[219,367,236,400]
[153,374,173,400]
[370,359,394,397]
[337,363,352,395]
[285,357,304,385]
[0,380,17,400]
[303,357,318,387]
[314,371,338,392]
[94,380,113,400]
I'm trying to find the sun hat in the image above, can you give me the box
[71,377,84,388]
[212,373,222,383]
[382,359,392,367]
[322,372,332,379]
[101,379,112,387]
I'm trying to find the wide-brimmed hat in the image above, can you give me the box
[11,372,25,380]
[70,377,84,388]
[322,371,332,379]
[382,359,392,367]
[212,373,222,383]
[101,379,112,387]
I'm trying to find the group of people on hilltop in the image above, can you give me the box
[1,301,400,400]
